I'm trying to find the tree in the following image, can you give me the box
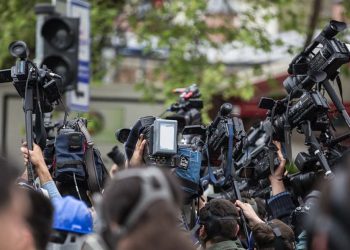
[123,0,307,119]
[0,1,38,68]
[0,0,348,120]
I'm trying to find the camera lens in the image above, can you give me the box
[283,76,296,94]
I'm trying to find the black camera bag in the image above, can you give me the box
[53,118,109,193]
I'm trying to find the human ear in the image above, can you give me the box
[199,225,207,240]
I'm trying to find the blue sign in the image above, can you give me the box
[67,0,91,112]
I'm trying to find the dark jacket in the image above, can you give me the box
[206,240,245,250]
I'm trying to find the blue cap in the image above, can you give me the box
[52,196,93,234]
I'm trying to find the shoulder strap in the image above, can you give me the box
[77,120,102,193]
[226,119,234,180]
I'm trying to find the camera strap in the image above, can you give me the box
[335,75,344,104]
[226,119,234,180]
[77,120,102,193]
[205,146,225,187]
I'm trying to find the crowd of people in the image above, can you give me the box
[0,122,344,250]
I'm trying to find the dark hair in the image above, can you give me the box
[252,219,295,250]
[102,169,194,250]
[199,198,239,244]
[0,157,19,210]
[26,189,54,250]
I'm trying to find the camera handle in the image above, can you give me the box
[23,72,35,185]
[300,121,334,179]
[321,79,350,128]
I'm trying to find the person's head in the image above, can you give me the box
[252,219,295,250]
[47,196,93,250]
[25,189,54,250]
[198,198,240,247]
[308,166,350,250]
[101,167,194,250]
[0,157,34,250]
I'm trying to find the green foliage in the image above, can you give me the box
[122,0,350,119]
[0,0,40,68]
[0,0,124,80]
[0,0,349,120]
[90,0,126,82]
[124,0,283,118]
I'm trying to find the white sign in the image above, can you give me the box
[66,0,91,112]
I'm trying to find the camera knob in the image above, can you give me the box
[220,103,233,116]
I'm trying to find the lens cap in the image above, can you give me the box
[116,128,131,143]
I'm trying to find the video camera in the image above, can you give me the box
[235,120,280,181]
[0,41,62,111]
[141,117,179,167]
[203,103,245,163]
[255,20,350,180]
[0,40,62,184]
[164,84,203,131]
[234,21,350,195]
[259,89,329,142]
[284,20,350,127]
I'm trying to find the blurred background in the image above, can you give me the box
[0,0,349,167]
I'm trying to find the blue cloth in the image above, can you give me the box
[42,180,62,200]
[268,191,295,223]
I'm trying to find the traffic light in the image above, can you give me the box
[41,16,79,92]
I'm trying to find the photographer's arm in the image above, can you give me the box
[21,143,61,199]
[267,141,295,222]
[268,141,287,195]
[235,200,264,228]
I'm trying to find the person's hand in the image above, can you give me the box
[268,141,287,195]
[235,200,264,227]
[109,164,118,176]
[269,141,286,181]
[20,142,52,184]
[128,134,147,168]
[21,142,46,168]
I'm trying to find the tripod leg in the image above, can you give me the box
[322,79,350,128]
[24,86,35,185]
[301,121,334,179]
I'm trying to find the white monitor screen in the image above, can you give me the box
[159,123,175,150]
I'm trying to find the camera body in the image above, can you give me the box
[10,55,61,113]
[284,20,350,94]
[236,120,280,180]
[141,117,178,167]
[276,91,328,139]
[259,90,329,142]
[207,103,246,165]
[290,190,320,236]
[166,84,203,131]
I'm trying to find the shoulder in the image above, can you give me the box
[207,240,245,250]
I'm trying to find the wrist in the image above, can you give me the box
[249,216,264,227]
[36,160,48,170]
[36,164,52,184]
[269,175,283,182]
